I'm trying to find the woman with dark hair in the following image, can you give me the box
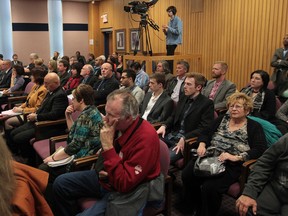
[3,65,25,93]
[63,62,82,94]
[4,67,48,130]
[241,70,276,121]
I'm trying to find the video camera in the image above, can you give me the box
[124,0,158,15]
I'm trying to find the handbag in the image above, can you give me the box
[193,147,226,177]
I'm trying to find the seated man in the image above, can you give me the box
[140,73,174,124]
[236,133,288,216]
[202,61,236,111]
[0,59,12,88]
[156,60,174,89]
[93,62,119,106]
[157,72,214,163]
[80,64,98,87]
[130,62,149,90]
[120,69,145,105]
[53,89,161,215]
[57,59,70,87]
[166,60,189,104]
[9,73,68,164]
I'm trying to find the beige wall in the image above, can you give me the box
[94,0,288,89]
[11,0,89,66]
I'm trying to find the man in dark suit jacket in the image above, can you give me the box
[202,61,236,111]
[11,54,23,67]
[93,62,119,106]
[57,59,70,87]
[0,60,12,88]
[80,64,98,87]
[140,73,174,123]
[10,73,68,164]
[157,72,214,163]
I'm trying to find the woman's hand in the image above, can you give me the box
[218,152,241,162]
[65,105,74,116]
[43,155,54,163]
[13,106,23,113]
[197,142,206,157]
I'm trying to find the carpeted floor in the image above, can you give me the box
[169,170,238,216]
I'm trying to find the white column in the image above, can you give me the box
[47,0,64,57]
[0,0,13,59]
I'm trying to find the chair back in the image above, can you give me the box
[159,139,170,177]
[24,82,34,95]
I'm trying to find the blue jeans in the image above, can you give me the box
[53,170,109,216]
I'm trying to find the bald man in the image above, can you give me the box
[9,73,68,165]
[93,62,119,105]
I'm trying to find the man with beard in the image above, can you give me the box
[202,61,236,111]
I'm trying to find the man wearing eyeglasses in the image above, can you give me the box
[120,69,144,105]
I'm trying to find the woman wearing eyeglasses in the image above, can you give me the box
[180,92,267,216]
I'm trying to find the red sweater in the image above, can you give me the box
[63,77,81,91]
[102,117,160,193]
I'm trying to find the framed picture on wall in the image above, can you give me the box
[130,28,141,52]
[115,29,126,51]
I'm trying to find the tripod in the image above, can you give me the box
[133,14,159,56]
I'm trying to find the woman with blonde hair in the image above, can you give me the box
[181,92,267,216]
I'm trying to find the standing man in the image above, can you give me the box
[120,69,145,105]
[53,89,161,216]
[202,61,236,111]
[162,5,183,71]
[271,34,288,96]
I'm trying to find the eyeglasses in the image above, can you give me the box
[229,105,244,110]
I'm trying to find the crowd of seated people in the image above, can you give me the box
[2,49,288,215]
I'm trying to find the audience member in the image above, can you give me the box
[130,61,149,90]
[63,62,82,95]
[202,61,236,111]
[241,70,276,121]
[87,53,95,67]
[11,54,23,67]
[51,51,61,61]
[62,55,70,63]
[116,54,123,75]
[140,73,174,123]
[275,99,288,133]
[4,68,48,131]
[80,64,98,87]
[9,73,68,165]
[181,92,267,216]
[236,133,288,216]
[167,60,189,103]
[68,56,78,74]
[34,57,48,72]
[93,55,105,77]
[93,62,119,105]
[53,89,161,215]
[3,65,25,93]
[24,53,38,73]
[156,60,174,89]
[0,59,12,88]
[57,59,70,87]
[157,72,214,163]
[76,51,86,66]
[47,59,57,73]
[39,84,103,181]
[120,69,145,105]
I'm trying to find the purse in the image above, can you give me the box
[193,146,226,177]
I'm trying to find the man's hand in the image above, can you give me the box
[27,113,37,122]
[100,119,117,151]
[172,137,185,155]
[156,125,166,138]
[236,195,257,216]
[197,142,206,157]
